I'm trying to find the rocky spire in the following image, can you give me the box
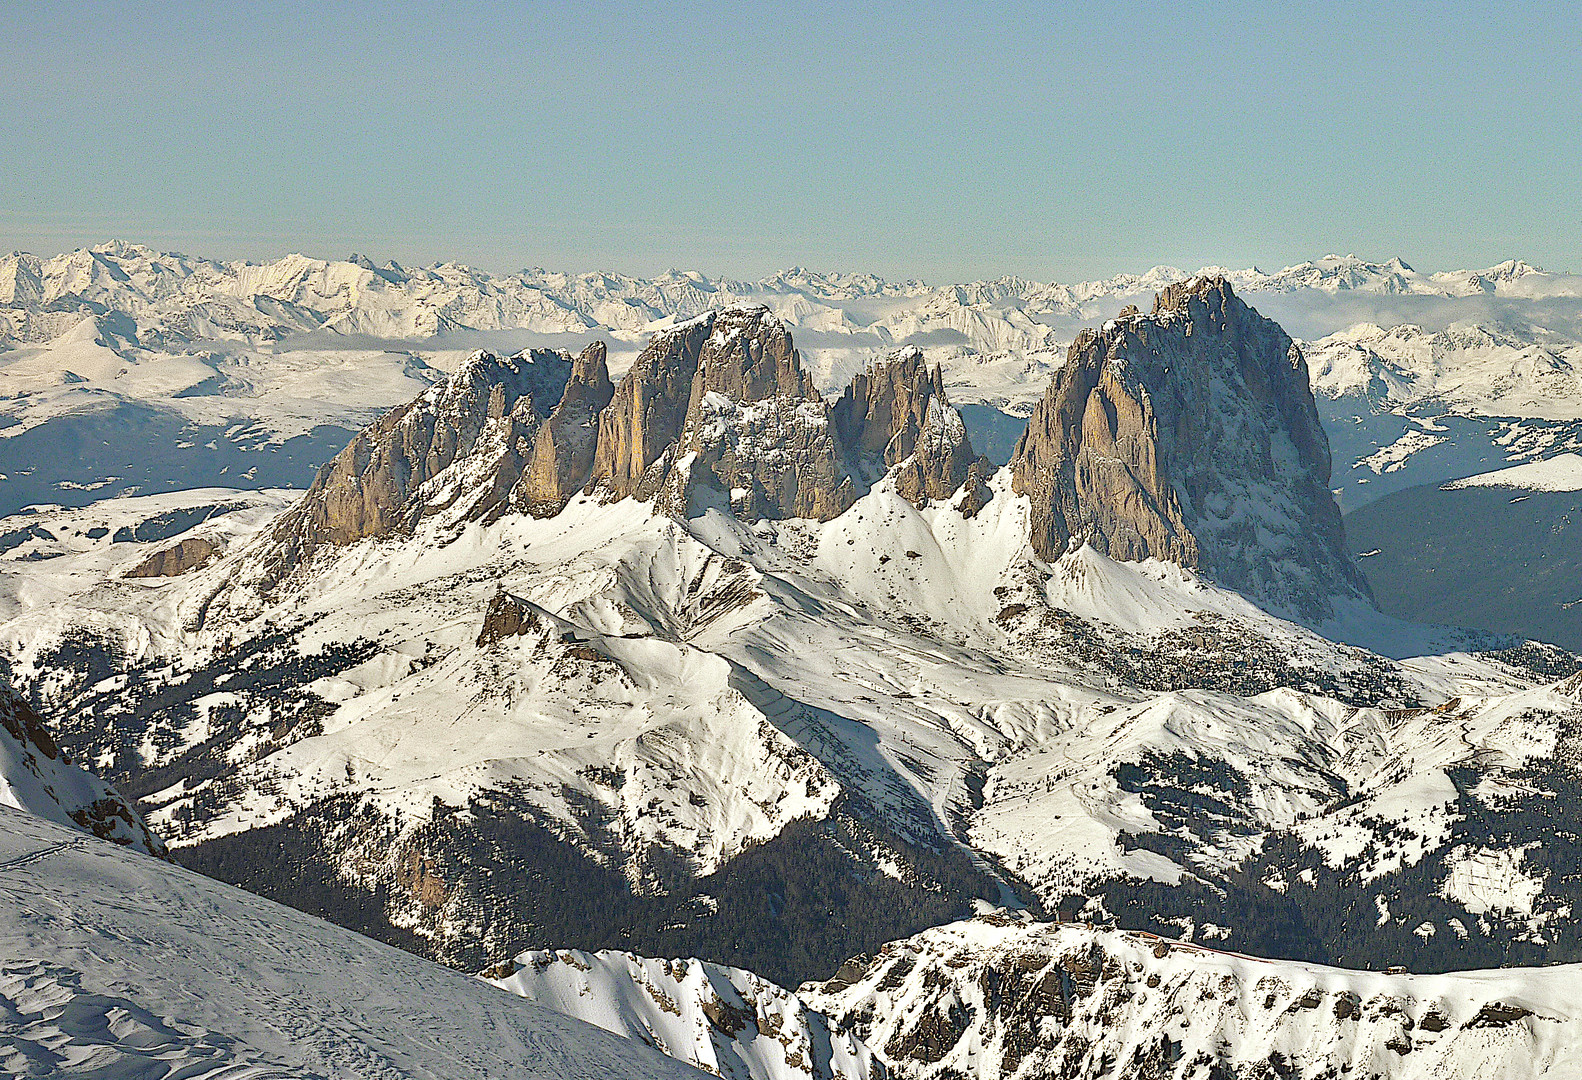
[1010,276,1371,618]
[831,344,985,508]
[520,341,614,515]
[590,306,854,519]
[589,316,712,501]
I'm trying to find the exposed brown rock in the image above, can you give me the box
[1010,276,1371,618]
[520,342,614,516]
[476,590,549,647]
[592,307,856,520]
[832,345,980,508]
[260,348,575,581]
[590,316,712,500]
[254,308,997,593]
[125,536,217,578]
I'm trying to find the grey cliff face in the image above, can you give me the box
[1010,276,1371,619]
[255,306,986,586]
[832,345,985,509]
[590,306,854,519]
[261,348,582,579]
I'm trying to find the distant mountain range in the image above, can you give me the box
[3,243,1575,355]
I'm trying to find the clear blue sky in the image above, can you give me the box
[2,0,1577,281]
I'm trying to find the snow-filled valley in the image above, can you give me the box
[9,244,1582,1077]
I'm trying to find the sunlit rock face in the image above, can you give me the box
[1011,276,1371,618]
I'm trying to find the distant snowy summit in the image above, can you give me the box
[1,242,1574,354]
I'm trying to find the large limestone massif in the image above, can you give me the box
[257,307,984,583]
[1009,276,1371,617]
[248,288,1367,620]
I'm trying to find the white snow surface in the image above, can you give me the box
[0,806,706,1079]
[801,913,1582,1079]
[1443,453,1582,492]
[492,948,879,1080]
[0,463,1548,925]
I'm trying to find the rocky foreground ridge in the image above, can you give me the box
[0,680,164,856]
[801,913,1582,1080]
[1011,276,1370,618]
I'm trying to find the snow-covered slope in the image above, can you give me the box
[0,439,1566,983]
[491,948,881,1080]
[801,912,1582,1079]
[1442,453,1582,492]
[0,806,706,1079]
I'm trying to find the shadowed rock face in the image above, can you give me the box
[833,345,984,508]
[590,306,852,519]
[1010,276,1371,619]
[0,681,165,856]
[260,346,613,581]
[522,342,615,515]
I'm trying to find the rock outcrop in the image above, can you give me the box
[0,680,165,856]
[832,345,986,508]
[269,349,572,549]
[259,346,613,582]
[590,306,857,519]
[125,536,217,577]
[803,914,1579,1080]
[521,342,615,515]
[476,590,551,647]
[1010,276,1370,618]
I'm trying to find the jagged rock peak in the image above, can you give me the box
[591,306,852,520]
[476,590,551,647]
[259,345,606,584]
[1010,276,1371,619]
[832,345,986,509]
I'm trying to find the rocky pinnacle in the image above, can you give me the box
[1010,276,1372,619]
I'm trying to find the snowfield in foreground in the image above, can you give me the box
[0,806,705,1080]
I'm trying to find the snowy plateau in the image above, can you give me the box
[6,243,1582,1078]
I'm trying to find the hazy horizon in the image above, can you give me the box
[3,0,1577,282]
